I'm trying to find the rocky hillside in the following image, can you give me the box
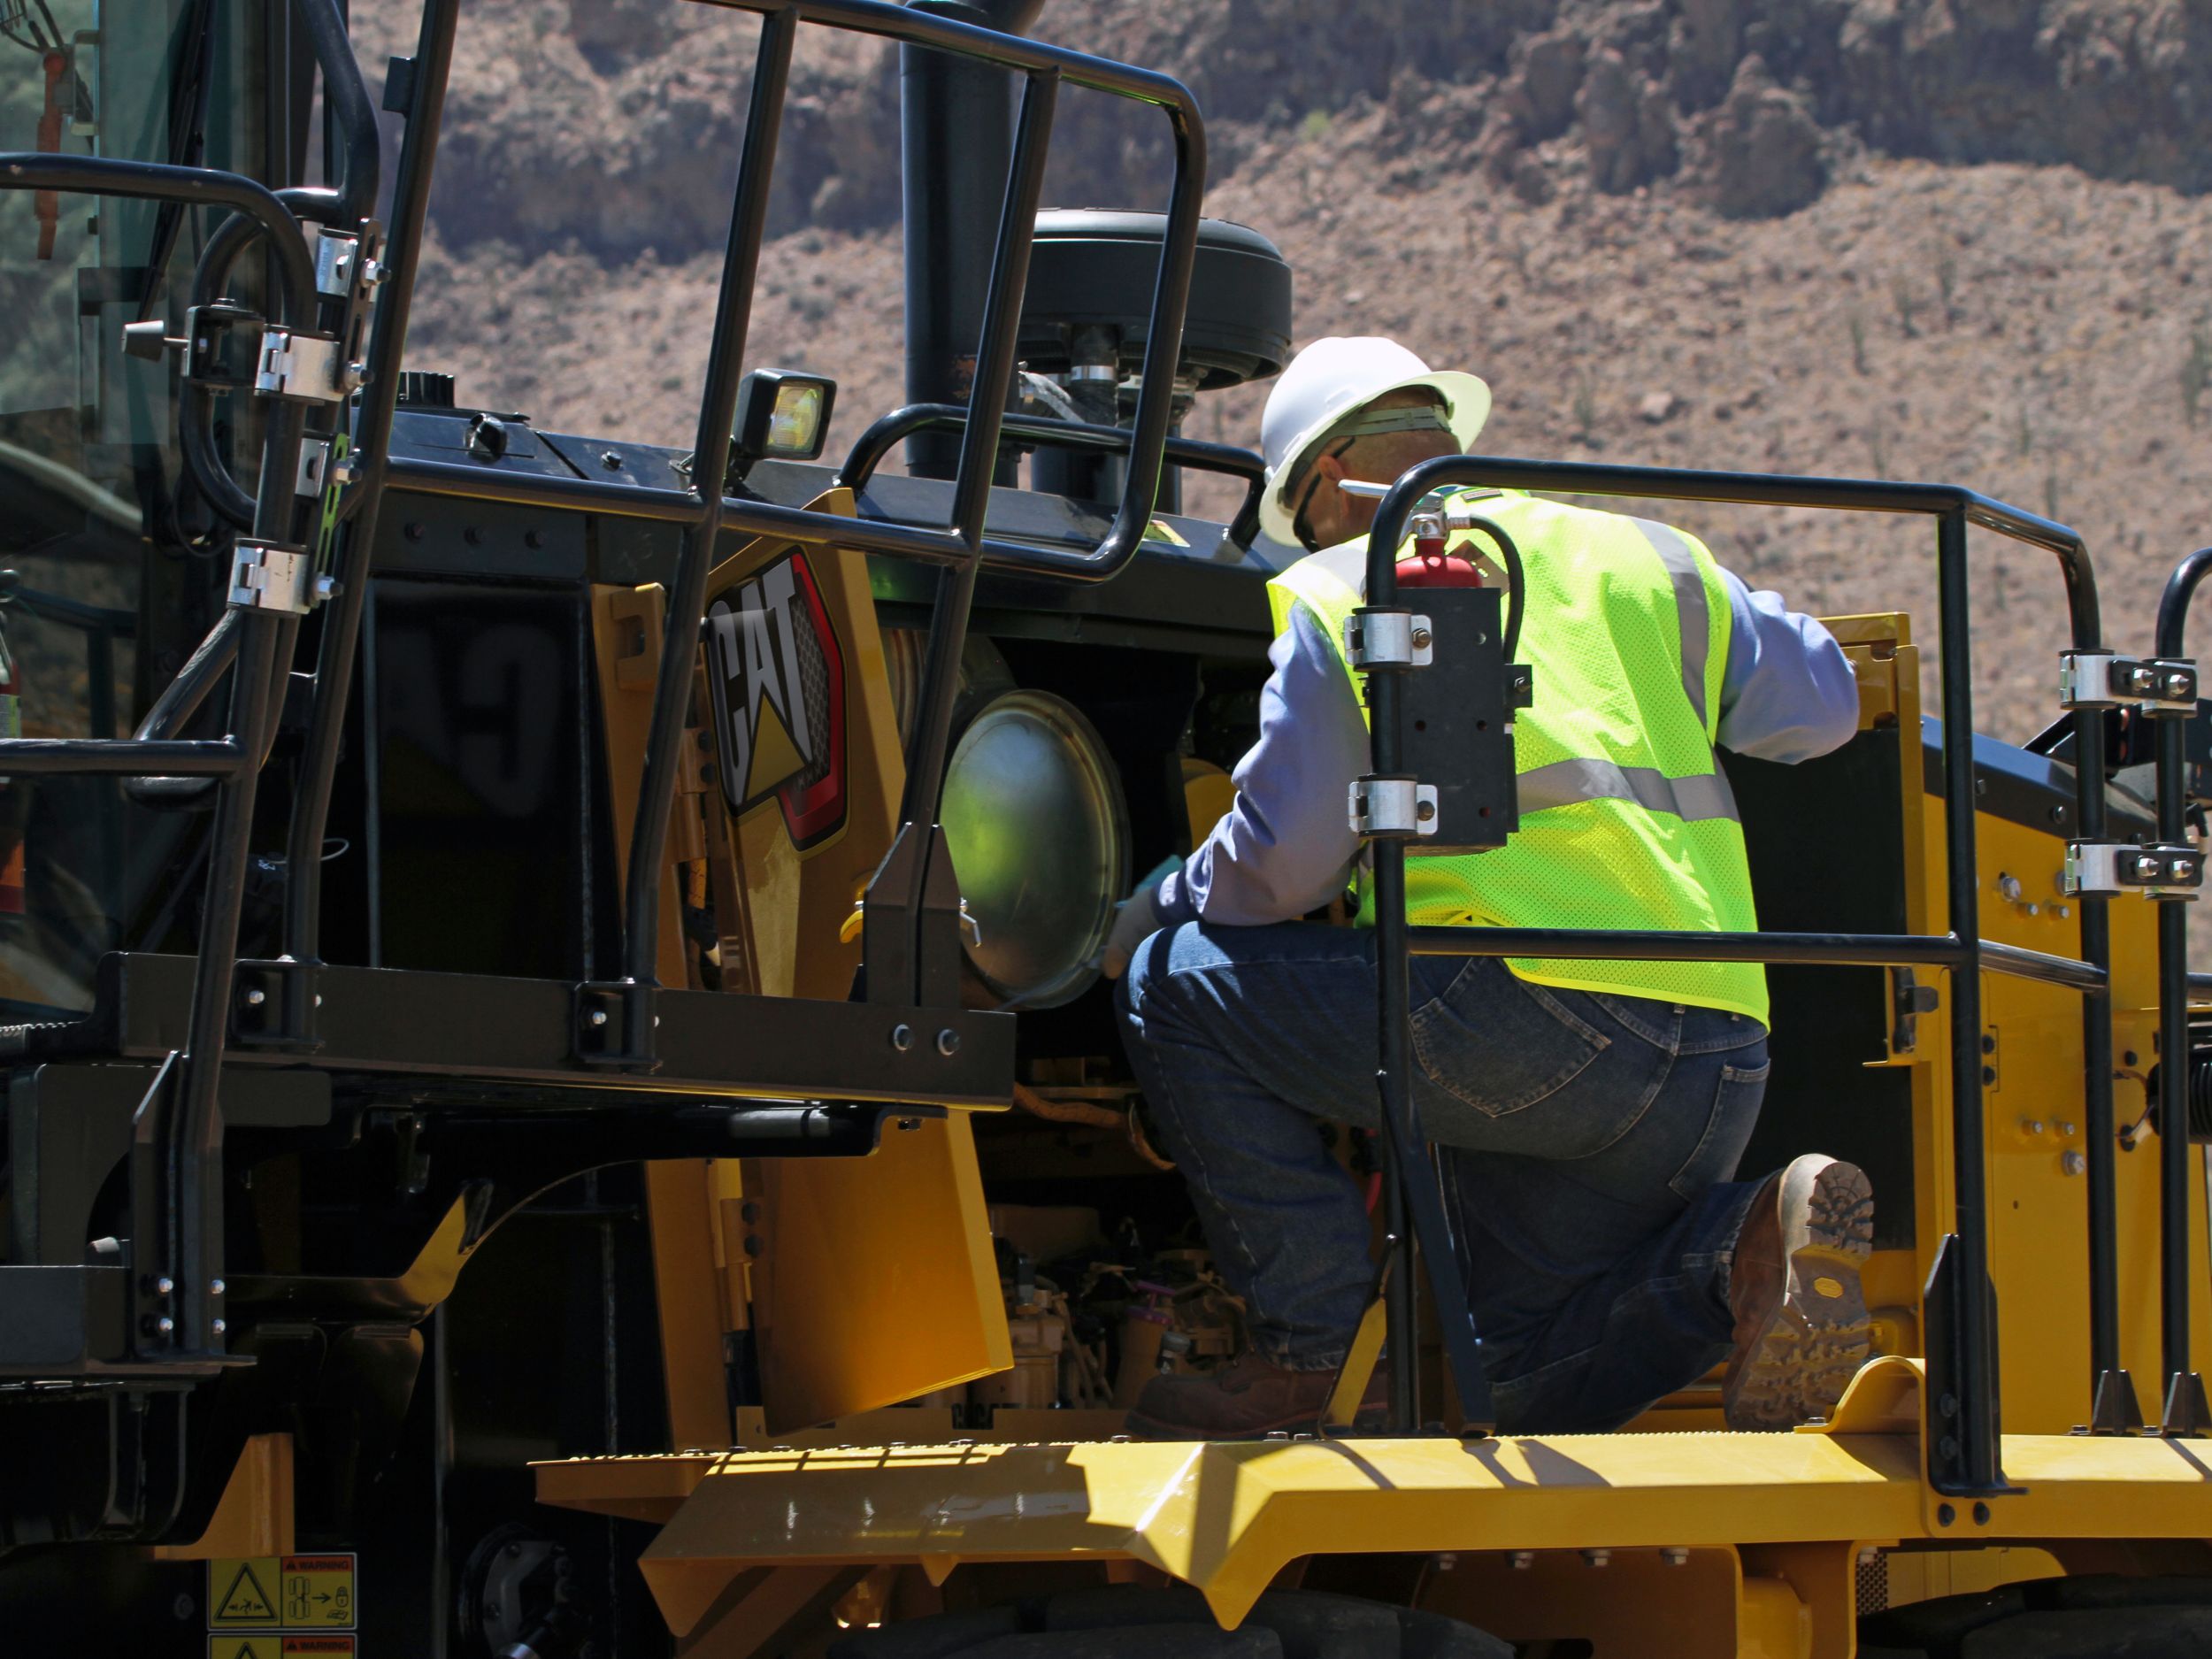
[350,0,2212,742]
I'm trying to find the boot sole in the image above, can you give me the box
[1724,1159,1875,1432]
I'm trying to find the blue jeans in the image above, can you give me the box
[1118,920,1771,1433]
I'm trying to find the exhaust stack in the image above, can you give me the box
[900,0,1045,480]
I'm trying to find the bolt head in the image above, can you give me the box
[1509,1551,1535,1571]
[936,1028,961,1056]
[156,1316,175,1335]
[211,1318,227,1335]
[1416,800,1436,821]
[1581,1548,1610,1567]
[154,1276,175,1296]
[2062,1150,2087,1175]
[211,1279,225,1295]
[1662,1548,1690,1567]
[1410,627,1432,649]
[242,987,266,1007]
[588,1008,609,1027]
[890,1023,913,1052]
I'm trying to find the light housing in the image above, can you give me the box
[733,369,836,466]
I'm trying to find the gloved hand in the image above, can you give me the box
[1101,883,1166,980]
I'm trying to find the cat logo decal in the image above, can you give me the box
[703,549,846,849]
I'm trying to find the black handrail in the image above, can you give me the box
[0,155,317,326]
[281,0,459,972]
[836,402,1269,548]
[1359,454,2112,1490]
[0,158,317,1365]
[2150,549,2212,1436]
[278,0,381,227]
[501,0,1210,1055]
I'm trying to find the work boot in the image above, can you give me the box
[1125,1350,1389,1440]
[1722,1154,1875,1432]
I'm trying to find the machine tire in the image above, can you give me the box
[831,1586,1509,1659]
[1956,1607,2212,1656]
[1860,1576,2212,1658]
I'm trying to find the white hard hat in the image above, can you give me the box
[1258,337,1492,547]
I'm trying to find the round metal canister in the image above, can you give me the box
[939,689,1129,1009]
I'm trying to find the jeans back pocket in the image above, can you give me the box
[1411,963,1611,1118]
[1668,1056,1770,1201]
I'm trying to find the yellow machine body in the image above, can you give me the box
[524,589,2212,1655]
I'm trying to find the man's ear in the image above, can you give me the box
[1313,449,1348,487]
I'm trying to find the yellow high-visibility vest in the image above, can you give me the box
[1270,488,1768,1025]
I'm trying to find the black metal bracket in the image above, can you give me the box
[1892,968,1940,1055]
[2090,1368,2146,1435]
[2161,1371,2212,1438]
[572,979,657,1071]
[1400,585,1519,853]
[1923,1233,2024,1495]
[229,958,322,1052]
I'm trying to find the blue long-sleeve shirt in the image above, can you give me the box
[1156,565,1859,928]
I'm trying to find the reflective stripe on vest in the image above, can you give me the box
[1268,488,1769,1025]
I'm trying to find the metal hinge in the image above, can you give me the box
[2064,841,2204,900]
[2058,651,2199,714]
[254,327,349,403]
[229,541,326,614]
[1345,608,1432,670]
[1891,967,1940,1054]
[1349,776,1438,838]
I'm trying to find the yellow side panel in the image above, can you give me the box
[756,1113,1008,1431]
[697,492,1007,1432]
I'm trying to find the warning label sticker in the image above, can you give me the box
[205,1639,356,1659]
[208,1554,357,1630]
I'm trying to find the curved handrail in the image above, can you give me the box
[0,154,317,326]
[835,401,1267,548]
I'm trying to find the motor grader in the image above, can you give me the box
[0,0,2208,1654]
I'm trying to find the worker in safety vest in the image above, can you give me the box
[1104,338,1869,1440]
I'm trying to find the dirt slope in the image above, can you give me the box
[351,0,2212,741]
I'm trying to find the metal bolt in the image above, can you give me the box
[2059,1121,2078,1138]
[154,1276,175,1297]
[242,987,266,1007]
[1433,1553,1458,1571]
[1410,627,1432,649]
[1581,1548,1611,1568]
[211,1318,227,1335]
[1998,872,2023,902]
[1661,1548,1689,1567]
[156,1316,175,1335]
[2062,1150,2087,1176]
[2134,854,2164,881]
[2167,672,2194,700]
[1509,1551,1535,1571]
[936,1028,961,1056]
[2024,1120,2046,1136]
[600,449,623,471]
[211,1279,225,1296]
[173,1594,196,1622]
[1416,800,1436,822]
[587,1007,608,1027]
[890,1023,913,1052]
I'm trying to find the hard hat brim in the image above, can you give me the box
[1256,370,1493,549]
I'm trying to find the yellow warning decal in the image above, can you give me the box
[209,1554,356,1630]
[209,1558,280,1628]
[1144,518,1189,548]
[279,1555,358,1629]
[204,1640,356,1659]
